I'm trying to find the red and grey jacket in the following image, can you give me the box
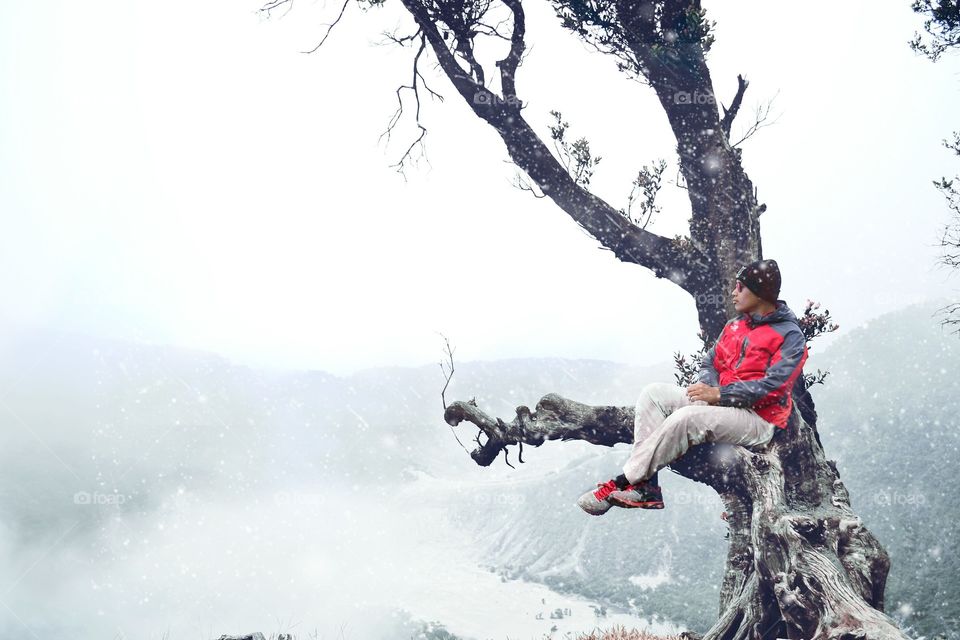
[695,300,809,429]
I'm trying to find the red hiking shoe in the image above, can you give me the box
[608,482,665,510]
[576,479,621,516]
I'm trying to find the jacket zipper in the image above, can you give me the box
[735,337,749,369]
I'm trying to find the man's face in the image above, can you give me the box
[731,279,762,314]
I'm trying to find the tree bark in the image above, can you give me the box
[609,0,764,335]
[444,396,907,640]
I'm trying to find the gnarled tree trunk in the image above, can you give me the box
[261,0,909,635]
[444,396,906,640]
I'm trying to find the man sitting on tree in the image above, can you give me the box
[578,259,809,515]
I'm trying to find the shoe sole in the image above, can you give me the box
[577,499,612,516]
[608,496,665,509]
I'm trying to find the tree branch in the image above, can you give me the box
[302,0,353,54]
[497,0,526,103]
[443,390,906,638]
[395,0,702,282]
[730,90,781,148]
[508,166,548,198]
[910,0,960,61]
[260,0,295,18]
[378,31,446,176]
[720,74,748,138]
[444,394,633,465]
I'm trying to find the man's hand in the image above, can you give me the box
[686,382,721,405]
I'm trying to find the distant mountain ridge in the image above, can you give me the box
[0,301,956,638]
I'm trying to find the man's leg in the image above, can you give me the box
[633,382,696,442]
[629,382,706,486]
[620,403,777,487]
[577,383,699,515]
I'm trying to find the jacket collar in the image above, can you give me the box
[742,300,798,327]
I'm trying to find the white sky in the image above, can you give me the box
[2,0,960,375]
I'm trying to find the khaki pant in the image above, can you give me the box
[622,382,777,485]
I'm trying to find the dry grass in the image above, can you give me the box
[571,625,682,640]
[215,624,684,640]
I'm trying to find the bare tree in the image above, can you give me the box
[263,1,908,638]
[910,0,960,333]
[933,133,960,334]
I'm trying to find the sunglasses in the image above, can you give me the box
[734,265,748,293]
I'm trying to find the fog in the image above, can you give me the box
[2,0,959,374]
[2,0,959,638]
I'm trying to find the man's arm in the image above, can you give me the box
[718,328,808,408]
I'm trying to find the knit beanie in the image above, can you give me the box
[736,259,781,303]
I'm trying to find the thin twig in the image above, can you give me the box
[378,32,441,178]
[508,165,547,198]
[301,0,352,54]
[437,332,470,455]
[731,90,782,147]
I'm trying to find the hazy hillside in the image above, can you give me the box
[0,328,680,639]
[0,301,956,638]
[812,301,960,638]
[446,302,960,638]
